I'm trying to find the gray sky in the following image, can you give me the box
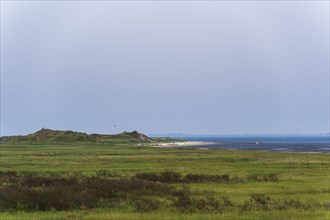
[1,1,329,136]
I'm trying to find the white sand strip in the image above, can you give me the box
[152,141,216,148]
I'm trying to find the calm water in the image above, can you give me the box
[180,136,330,153]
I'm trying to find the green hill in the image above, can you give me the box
[0,128,162,144]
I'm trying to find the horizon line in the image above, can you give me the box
[1,128,329,138]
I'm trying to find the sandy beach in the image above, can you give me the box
[152,141,216,148]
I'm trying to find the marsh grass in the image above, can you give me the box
[0,143,329,219]
[0,171,327,214]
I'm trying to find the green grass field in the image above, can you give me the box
[0,142,329,219]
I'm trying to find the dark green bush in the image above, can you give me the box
[0,171,320,213]
[174,186,221,213]
[183,174,234,183]
[322,202,330,210]
[132,197,161,212]
[276,198,303,210]
[135,172,245,184]
[303,199,321,209]
[242,194,272,211]
[183,174,206,183]
[174,186,195,213]
[134,172,161,182]
[21,175,78,188]
[134,171,182,183]
[0,186,94,211]
[95,170,116,178]
[246,174,261,181]
[0,173,175,211]
[160,171,182,183]
[195,196,220,212]
[222,195,233,207]
[246,174,279,182]
[263,174,279,181]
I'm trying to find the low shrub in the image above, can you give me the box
[195,196,220,212]
[182,174,205,183]
[95,170,116,178]
[174,186,195,213]
[276,198,303,210]
[134,172,160,182]
[21,175,78,188]
[222,195,233,207]
[304,199,321,209]
[174,186,221,213]
[274,198,320,210]
[263,174,279,181]
[246,174,279,182]
[0,173,175,211]
[241,194,272,211]
[134,171,182,183]
[160,171,182,183]
[0,171,321,213]
[135,172,246,184]
[322,202,330,210]
[0,186,96,211]
[183,174,234,183]
[241,195,320,211]
[0,171,19,184]
[132,197,161,212]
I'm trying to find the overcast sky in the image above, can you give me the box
[1,1,329,136]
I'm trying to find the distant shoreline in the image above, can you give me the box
[152,141,217,148]
[150,140,330,153]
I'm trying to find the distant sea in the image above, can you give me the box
[179,136,330,153]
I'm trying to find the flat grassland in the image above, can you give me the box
[0,143,329,219]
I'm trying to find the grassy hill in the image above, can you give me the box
[0,128,175,144]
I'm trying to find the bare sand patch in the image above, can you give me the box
[151,141,216,148]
